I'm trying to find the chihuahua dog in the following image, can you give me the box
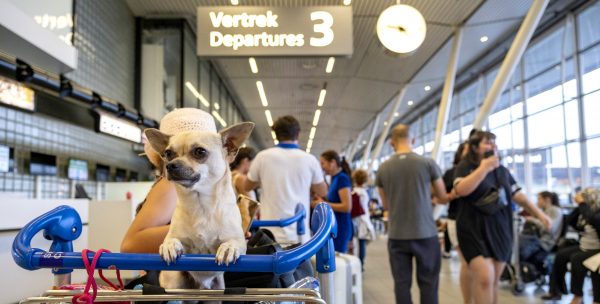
[145,122,254,292]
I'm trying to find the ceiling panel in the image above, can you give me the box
[125,0,501,153]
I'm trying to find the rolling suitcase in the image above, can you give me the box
[333,252,363,304]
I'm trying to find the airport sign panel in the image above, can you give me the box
[197,6,353,56]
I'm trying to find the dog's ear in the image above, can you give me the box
[220,122,255,162]
[144,128,171,154]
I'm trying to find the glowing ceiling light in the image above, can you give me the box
[424,85,431,91]
[214,103,220,110]
[394,112,399,117]
[212,111,227,127]
[326,57,335,73]
[408,100,414,106]
[309,127,316,140]
[265,110,273,127]
[343,0,351,5]
[480,35,489,43]
[230,0,239,5]
[256,81,268,107]
[249,57,258,73]
[185,82,210,107]
[312,109,321,126]
[317,89,327,107]
[307,139,314,149]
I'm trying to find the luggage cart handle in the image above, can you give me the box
[12,205,82,271]
[251,203,306,235]
[13,203,337,274]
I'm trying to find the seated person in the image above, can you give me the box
[519,191,563,268]
[542,187,600,303]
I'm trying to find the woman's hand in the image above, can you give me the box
[480,155,500,172]
[311,196,324,208]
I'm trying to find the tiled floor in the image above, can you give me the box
[361,235,595,303]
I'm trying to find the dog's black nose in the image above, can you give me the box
[166,162,181,171]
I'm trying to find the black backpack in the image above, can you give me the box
[224,229,314,288]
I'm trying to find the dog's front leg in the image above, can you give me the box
[215,237,246,266]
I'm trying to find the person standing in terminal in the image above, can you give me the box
[312,150,353,253]
[351,169,376,269]
[453,130,551,304]
[441,142,470,302]
[375,124,449,304]
[244,115,327,244]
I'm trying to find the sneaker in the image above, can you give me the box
[540,293,561,301]
[442,252,452,259]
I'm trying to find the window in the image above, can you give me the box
[529,146,573,199]
[584,90,600,137]
[525,68,562,115]
[491,124,512,152]
[459,82,480,114]
[579,44,600,95]
[577,1,600,51]
[565,99,580,140]
[524,29,565,80]
[587,137,600,186]
[567,142,582,189]
[528,106,565,149]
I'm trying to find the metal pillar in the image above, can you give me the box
[368,86,407,173]
[431,27,463,164]
[569,13,590,187]
[361,114,381,169]
[473,0,550,129]
[347,137,360,167]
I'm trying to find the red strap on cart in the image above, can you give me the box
[71,249,123,304]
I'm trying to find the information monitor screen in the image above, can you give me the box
[30,152,57,176]
[68,158,89,180]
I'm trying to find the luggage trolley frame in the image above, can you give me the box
[12,203,338,303]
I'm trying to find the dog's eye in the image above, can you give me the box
[192,147,208,159]
[163,149,176,160]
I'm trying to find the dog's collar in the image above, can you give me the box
[276,142,300,149]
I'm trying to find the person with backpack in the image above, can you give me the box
[351,169,376,270]
[312,150,353,253]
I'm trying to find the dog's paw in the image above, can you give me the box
[159,238,184,265]
[215,241,241,266]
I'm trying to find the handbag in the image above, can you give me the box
[351,191,366,218]
[473,170,508,216]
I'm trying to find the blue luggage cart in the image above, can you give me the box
[12,203,337,303]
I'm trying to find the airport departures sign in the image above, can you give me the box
[197,6,353,56]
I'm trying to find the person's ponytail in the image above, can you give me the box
[340,156,352,177]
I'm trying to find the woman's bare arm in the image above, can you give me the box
[120,178,177,253]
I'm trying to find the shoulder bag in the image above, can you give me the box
[473,169,509,216]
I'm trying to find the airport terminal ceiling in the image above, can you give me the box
[126,0,536,155]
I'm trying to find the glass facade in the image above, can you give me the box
[365,2,600,204]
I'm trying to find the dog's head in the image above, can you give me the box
[144,122,254,191]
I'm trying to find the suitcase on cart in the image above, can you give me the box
[333,252,362,304]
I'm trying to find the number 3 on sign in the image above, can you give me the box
[310,11,334,47]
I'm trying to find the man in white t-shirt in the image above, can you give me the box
[245,115,327,244]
